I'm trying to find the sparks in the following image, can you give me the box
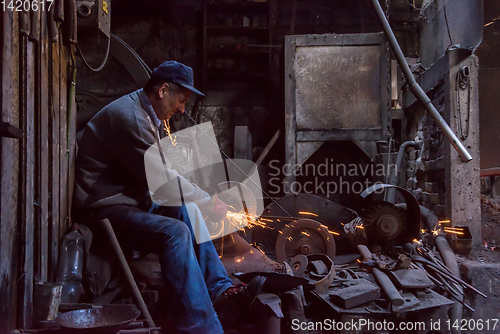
[225,211,273,231]
[444,227,464,231]
[301,231,311,237]
[329,230,340,236]
[299,211,319,217]
[163,119,177,146]
[356,225,365,229]
[439,220,451,224]
[413,239,421,244]
[444,230,464,235]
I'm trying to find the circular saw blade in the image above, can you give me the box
[275,219,336,263]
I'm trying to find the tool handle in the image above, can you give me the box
[357,245,404,306]
[372,268,404,306]
[357,245,373,262]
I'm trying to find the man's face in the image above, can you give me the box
[158,83,192,121]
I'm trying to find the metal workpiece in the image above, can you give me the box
[371,0,473,163]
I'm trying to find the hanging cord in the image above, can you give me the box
[77,33,111,72]
[184,112,294,218]
[455,66,471,140]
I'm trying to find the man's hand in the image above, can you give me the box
[210,196,228,222]
[201,188,228,222]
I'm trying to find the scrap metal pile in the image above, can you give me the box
[227,187,488,333]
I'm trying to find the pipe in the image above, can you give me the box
[370,0,473,163]
[386,141,418,203]
[435,235,463,334]
[397,203,463,331]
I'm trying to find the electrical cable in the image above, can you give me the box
[77,34,111,72]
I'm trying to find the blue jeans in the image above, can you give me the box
[90,203,233,334]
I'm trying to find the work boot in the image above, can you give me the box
[213,275,266,328]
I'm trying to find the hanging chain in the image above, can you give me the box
[455,66,471,141]
[385,0,393,140]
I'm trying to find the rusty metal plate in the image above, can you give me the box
[295,45,381,130]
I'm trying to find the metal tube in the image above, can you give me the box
[386,141,418,203]
[435,235,463,334]
[371,0,473,162]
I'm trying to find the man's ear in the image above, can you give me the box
[158,83,170,98]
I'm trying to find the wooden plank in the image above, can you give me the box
[50,34,61,281]
[0,9,21,334]
[481,168,500,177]
[59,37,69,238]
[39,7,50,282]
[21,35,36,330]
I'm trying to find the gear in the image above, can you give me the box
[275,219,336,263]
[361,202,407,243]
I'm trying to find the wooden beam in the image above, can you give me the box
[20,34,36,330]
[49,33,61,281]
[1,9,21,334]
[39,7,50,282]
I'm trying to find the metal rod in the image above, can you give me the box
[424,262,487,298]
[371,0,473,162]
[185,112,294,218]
[100,219,157,329]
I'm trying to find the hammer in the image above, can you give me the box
[357,245,404,307]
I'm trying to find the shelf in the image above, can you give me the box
[202,0,273,91]
[206,26,269,36]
